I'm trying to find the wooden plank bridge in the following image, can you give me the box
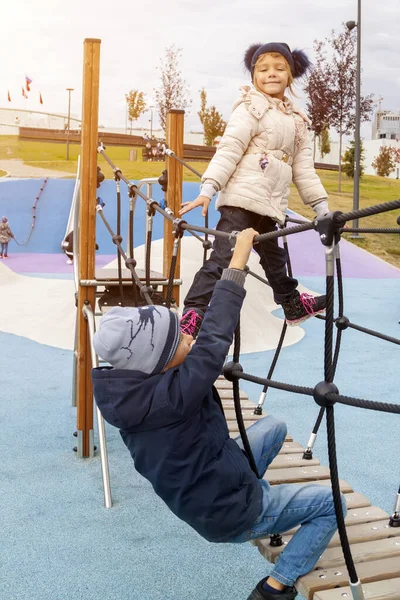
[215,376,400,600]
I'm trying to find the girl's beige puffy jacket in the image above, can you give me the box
[202,89,327,224]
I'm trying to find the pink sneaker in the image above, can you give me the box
[180,309,204,338]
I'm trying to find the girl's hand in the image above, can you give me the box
[179,195,211,217]
[229,228,259,270]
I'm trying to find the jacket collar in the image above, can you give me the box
[237,86,310,125]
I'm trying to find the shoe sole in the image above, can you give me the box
[286,308,325,327]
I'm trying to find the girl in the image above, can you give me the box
[0,216,14,258]
[179,42,330,337]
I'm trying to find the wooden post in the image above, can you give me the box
[164,110,184,306]
[76,38,101,458]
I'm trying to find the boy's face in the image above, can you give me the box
[163,333,194,371]
[254,54,290,100]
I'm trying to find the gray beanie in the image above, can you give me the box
[93,305,181,375]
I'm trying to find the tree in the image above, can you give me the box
[342,139,365,178]
[125,90,147,133]
[372,146,400,177]
[304,42,332,160]
[310,27,374,191]
[319,126,331,158]
[154,45,192,134]
[198,88,226,146]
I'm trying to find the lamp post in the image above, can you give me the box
[66,88,74,160]
[148,105,154,139]
[346,0,361,235]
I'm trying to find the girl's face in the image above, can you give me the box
[253,53,290,100]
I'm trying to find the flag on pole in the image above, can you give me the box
[7,90,11,102]
[39,92,43,105]
[22,87,28,99]
[26,76,32,92]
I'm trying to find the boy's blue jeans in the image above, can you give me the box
[1,242,8,255]
[230,416,347,588]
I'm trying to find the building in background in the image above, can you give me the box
[372,109,400,141]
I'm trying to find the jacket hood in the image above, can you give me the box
[232,87,309,124]
[92,367,176,432]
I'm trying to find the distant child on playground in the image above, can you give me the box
[0,216,14,258]
[179,42,330,337]
[92,229,344,600]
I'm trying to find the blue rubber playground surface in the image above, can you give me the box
[1,177,399,600]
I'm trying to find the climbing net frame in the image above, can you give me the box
[75,38,400,600]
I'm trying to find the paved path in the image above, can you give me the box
[0,159,71,178]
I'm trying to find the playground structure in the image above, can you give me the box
[71,38,400,600]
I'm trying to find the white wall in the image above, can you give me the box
[313,136,400,180]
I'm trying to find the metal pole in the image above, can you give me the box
[352,0,361,234]
[150,108,153,138]
[66,88,74,160]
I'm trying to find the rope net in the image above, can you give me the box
[93,145,400,598]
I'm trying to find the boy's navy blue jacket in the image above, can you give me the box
[92,278,263,542]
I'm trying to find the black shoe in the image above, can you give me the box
[247,578,297,600]
[247,577,297,600]
[179,309,204,339]
[281,291,326,326]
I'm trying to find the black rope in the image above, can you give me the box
[232,321,260,478]
[232,370,314,397]
[334,198,400,224]
[145,215,153,288]
[165,239,180,309]
[332,254,344,378]
[341,227,400,234]
[326,406,359,583]
[116,177,125,307]
[327,393,400,414]
[14,178,49,246]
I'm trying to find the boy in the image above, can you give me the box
[92,229,344,600]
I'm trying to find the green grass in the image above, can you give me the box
[1,136,400,268]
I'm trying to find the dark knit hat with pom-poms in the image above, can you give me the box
[244,43,311,79]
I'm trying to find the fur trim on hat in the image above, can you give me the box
[291,49,311,78]
[243,44,263,73]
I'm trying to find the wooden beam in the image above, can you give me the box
[76,38,101,458]
[164,109,184,306]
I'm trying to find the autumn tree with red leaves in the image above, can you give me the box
[304,27,374,191]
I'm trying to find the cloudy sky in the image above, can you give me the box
[1,0,399,140]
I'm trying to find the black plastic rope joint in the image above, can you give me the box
[140,285,154,298]
[128,184,138,199]
[113,169,122,181]
[158,169,168,193]
[269,534,283,547]
[303,448,313,460]
[389,514,400,527]
[313,381,339,408]
[202,239,212,251]
[223,361,243,382]
[172,218,187,239]
[335,316,350,331]
[112,234,123,245]
[125,258,137,269]
[313,211,343,246]
[147,201,157,217]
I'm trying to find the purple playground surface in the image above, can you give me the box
[7,228,400,279]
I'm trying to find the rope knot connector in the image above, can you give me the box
[112,234,123,245]
[313,381,339,408]
[202,239,212,251]
[313,211,343,247]
[140,285,154,298]
[125,258,137,269]
[223,361,243,382]
[335,316,350,331]
[172,218,187,239]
